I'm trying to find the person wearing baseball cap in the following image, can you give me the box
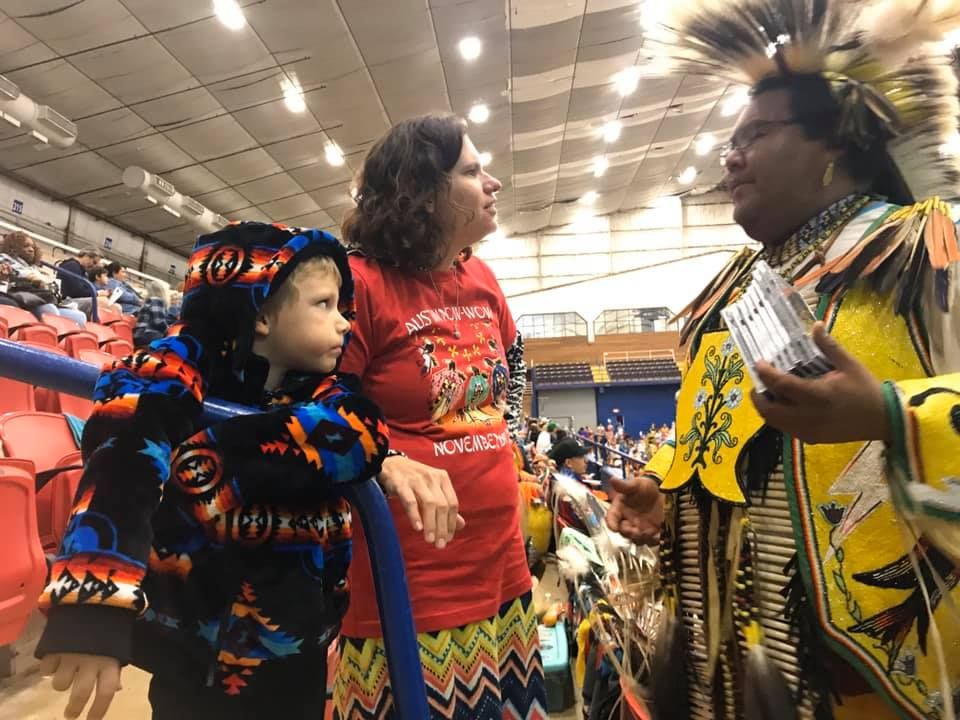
[548,437,590,480]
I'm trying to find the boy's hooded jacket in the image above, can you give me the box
[35,223,390,698]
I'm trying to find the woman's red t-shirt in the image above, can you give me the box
[339,255,531,637]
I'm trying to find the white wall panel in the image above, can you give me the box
[499,277,542,296]
[0,174,177,286]
[480,233,538,258]
[540,231,611,255]
[72,213,144,266]
[537,388,597,431]
[143,243,188,281]
[541,253,609,276]
[0,175,70,238]
[484,256,540,280]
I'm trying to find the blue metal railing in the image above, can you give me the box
[44,261,100,323]
[0,339,429,719]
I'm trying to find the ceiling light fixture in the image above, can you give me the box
[325,142,346,167]
[458,36,483,61]
[282,79,306,113]
[0,74,77,148]
[940,132,960,156]
[592,155,609,177]
[678,166,698,184]
[213,0,246,30]
[580,190,599,205]
[695,134,715,156]
[478,151,492,166]
[468,103,490,124]
[602,120,622,143]
[721,87,749,117]
[123,166,227,233]
[613,66,641,96]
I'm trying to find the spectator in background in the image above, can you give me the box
[1,231,87,326]
[548,438,591,482]
[592,424,609,465]
[88,265,122,314]
[55,249,100,318]
[105,261,143,315]
[167,290,182,324]
[133,280,172,346]
[525,418,540,445]
[535,421,554,455]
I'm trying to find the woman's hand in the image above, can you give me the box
[39,653,122,720]
[751,322,890,444]
[377,456,465,549]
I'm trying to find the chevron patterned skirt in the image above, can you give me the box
[333,592,547,720]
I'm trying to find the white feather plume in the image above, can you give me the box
[557,544,592,581]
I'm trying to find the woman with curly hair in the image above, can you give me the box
[1,231,88,326]
[332,114,544,719]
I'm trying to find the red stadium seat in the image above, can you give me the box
[41,313,99,358]
[0,306,57,346]
[86,323,134,358]
[0,412,82,551]
[0,458,46,645]
[77,348,116,368]
[97,305,122,323]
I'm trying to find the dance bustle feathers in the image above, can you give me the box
[647,610,691,720]
[645,0,960,202]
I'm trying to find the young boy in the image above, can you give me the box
[34,223,390,720]
[548,437,591,481]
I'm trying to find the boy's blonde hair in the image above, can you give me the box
[262,255,342,315]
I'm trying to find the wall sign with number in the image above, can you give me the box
[11,199,23,214]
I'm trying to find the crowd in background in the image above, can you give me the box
[521,415,675,483]
[0,230,183,345]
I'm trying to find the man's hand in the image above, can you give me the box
[39,653,122,720]
[378,456,465,549]
[605,474,663,545]
[751,322,890,444]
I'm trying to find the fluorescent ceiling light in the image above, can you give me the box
[213,0,246,31]
[940,132,960,156]
[161,205,182,218]
[721,87,749,117]
[695,134,715,156]
[145,196,158,205]
[468,103,490,124]
[580,191,599,205]
[613,66,641,96]
[602,120,622,143]
[282,79,306,113]
[30,130,48,144]
[678,166,698,184]
[325,142,345,167]
[592,155,609,177]
[478,151,492,166]
[458,36,482,61]
[1,112,21,128]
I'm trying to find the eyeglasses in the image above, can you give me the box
[719,119,800,165]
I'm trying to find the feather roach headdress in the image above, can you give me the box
[654,0,960,325]
[647,0,960,202]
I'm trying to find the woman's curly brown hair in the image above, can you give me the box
[342,114,469,272]
[2,231,41,265]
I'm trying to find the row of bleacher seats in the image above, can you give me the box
[0,313,119,648]
[607,358,681,381]
[0,305,135,359]
[532,362,593,384]
[0,411,87,648]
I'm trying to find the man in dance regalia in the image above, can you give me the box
[606,2,960,718]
